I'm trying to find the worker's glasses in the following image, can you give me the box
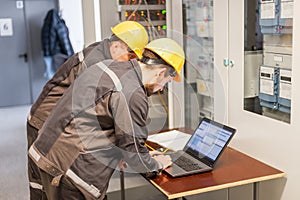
[169,67,177,78]
[140,56,177,78]
[127,47,134,53]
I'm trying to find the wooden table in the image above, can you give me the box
[144,129,285,200]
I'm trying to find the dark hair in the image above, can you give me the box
[142,49,160,59]
[108,34,121,42]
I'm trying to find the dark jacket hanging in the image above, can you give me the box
[41,8,74,68]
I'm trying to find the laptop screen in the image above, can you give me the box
[184,118,236,167]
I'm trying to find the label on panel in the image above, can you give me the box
[260,66,275,95]
[279,69,291,99]
[0,18,13,36]
[273,55,283,62]
[195,21,213,37]
[261,2,276,19]
[16,1,24,9]
[280,1,293,19]
[260,79,275,95]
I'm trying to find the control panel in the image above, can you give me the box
[117,0,167,38]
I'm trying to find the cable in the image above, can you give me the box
[127,0,160,40]
[145,0,161,39]
[127,0,142,20]
[158,90,168,113]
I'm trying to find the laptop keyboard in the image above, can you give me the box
[173,155,203,172]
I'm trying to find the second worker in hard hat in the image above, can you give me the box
[28,38,185,200]
[26,20,149,200]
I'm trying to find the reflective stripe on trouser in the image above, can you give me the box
[66,169,101,199]
[29,182,43,190]
[29,146,101,198]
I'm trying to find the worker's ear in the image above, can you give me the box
[156,68,167,78]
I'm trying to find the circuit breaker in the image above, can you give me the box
[259,0,279,34]
[259,0,293,34]
[278,0,293,34]
[259,66,291,114]
[278,68,291,113]
[259,66,279,109]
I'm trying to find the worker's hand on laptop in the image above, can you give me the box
[149,150,163,157]
[153,154,172,169]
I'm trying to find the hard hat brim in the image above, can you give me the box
[173,73,181,82]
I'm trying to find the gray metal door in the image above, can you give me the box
[0,0,31,107]
[24,0,57,102]
[0,0,57,107]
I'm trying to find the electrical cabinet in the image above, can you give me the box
[259,66,279,109]
[256,0,293,122]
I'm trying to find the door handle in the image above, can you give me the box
[229,60,235,67]
[223,58,229,67]
[19,53,28,62]
[223,58,235,67]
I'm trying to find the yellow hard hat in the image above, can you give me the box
[111,21,148,59]
[145,38,185,82]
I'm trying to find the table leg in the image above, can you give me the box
[120,169,125,200]
[253,182,259,200]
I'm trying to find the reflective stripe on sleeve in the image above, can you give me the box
[66,169,101,198]
[97,62,122,91]
[27,113,31,121]
[27,113,32,121]
[78,51,84,62]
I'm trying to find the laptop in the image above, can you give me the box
[164,117,236,177]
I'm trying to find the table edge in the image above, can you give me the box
[149,172,286,199]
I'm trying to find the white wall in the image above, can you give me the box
[81,0,101,47]
[59,0,84,53]
[99,0,119,39]
[80,0,119,47]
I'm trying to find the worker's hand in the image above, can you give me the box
[149,150,163,157]
[118,160,127,170]
[153,155,172,170]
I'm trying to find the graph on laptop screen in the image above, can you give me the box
[185,120,233,161]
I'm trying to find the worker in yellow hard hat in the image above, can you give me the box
[111,20,148,59]
[142,37,185,83]
[28,38,185,200]
[139,37,185,94]
[26,20,148,200]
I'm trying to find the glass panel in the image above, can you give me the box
[244,0,293,123]
[183,0,214,129]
